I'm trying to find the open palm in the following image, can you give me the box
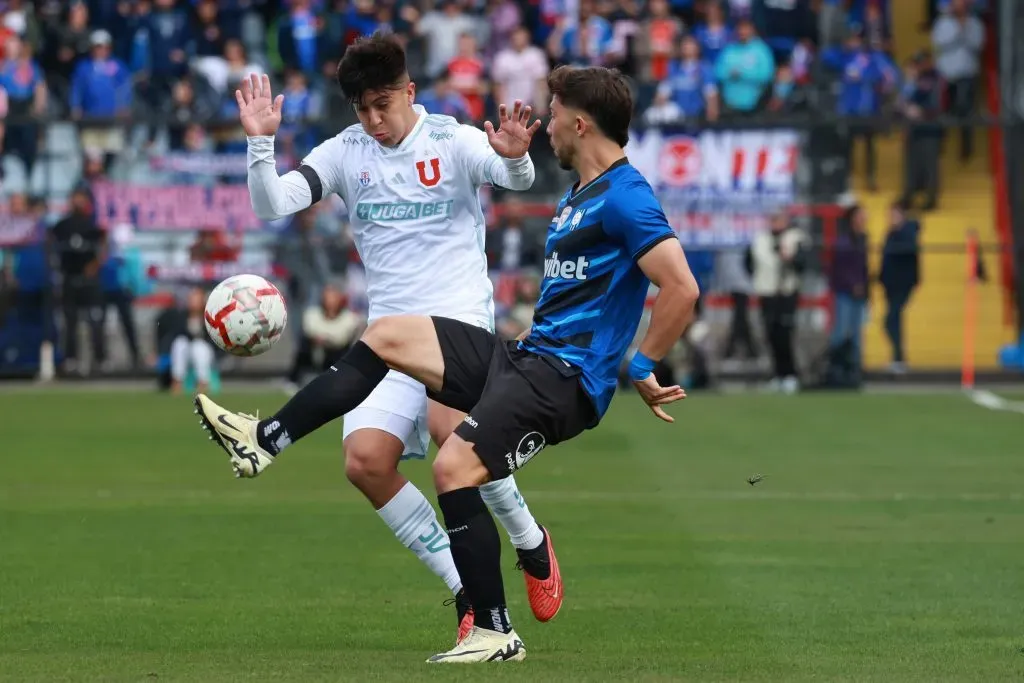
[235,73,284,137]
[633,374,687,423]
[484,100,542,159]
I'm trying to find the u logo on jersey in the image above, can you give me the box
[416,158,442,187]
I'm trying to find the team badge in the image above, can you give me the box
[569,209,585,231]
[556,206,572,229]
[416,158,442,187]
[359,170,371,187]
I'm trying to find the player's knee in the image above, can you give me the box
[344,444,395,487]
[433,437,489,492]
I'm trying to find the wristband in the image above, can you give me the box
[628,351,656,381]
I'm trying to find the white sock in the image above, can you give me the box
[479,475,544,550]
[377,481,462,595]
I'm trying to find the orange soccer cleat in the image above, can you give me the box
[445,589,475,644]
[515,526,563,622]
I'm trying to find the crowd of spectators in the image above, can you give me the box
[0,0,997,384]
[0,0,992,172]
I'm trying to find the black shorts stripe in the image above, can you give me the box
[297,164,324,204]
[533,269,614,320]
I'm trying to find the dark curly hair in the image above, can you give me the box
[336,32,409,105]
[547,65,633,147]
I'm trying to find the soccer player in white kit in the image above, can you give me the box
[194,34,563,642]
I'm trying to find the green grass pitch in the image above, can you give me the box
[1,389,1023,682]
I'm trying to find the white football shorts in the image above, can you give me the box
[343,370,430,460]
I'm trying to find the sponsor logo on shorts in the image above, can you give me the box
[463,415,478,429]
[514,431,546,470]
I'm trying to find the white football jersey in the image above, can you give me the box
[301,105,506,327]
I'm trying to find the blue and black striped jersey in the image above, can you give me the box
[520,158,676,418]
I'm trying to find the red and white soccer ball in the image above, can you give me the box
[204,274,288,357]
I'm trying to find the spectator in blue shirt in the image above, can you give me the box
[278,70,322,159]
[651,36,719,122]
[714,19,774,115]
[548,0,614,67]
[277,0,322,77]
[12,195,54,341]
[417,70,472,122]
[70,30,132,120]
[822,29,898,190]
[0,33,47,177]
[693,2,732,65]
[132,0,193,93]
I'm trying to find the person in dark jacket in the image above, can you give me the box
[827,204,870,385]
[50,185,106,374]
[879,204,921,373]
[898,51,944,211]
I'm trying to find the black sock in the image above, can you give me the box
[438,487,511,634]
[256,341,388,455]
[515,528,551,580]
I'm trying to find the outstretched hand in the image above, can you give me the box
[633,374,687,423]
[236,73,285,137]
[484,100,542,159]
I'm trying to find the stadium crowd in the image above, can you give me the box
[0,0,994,388]
[0,0,990,167]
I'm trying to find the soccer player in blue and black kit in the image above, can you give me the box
[207,65,699,663]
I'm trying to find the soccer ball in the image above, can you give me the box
[204,274,287,357]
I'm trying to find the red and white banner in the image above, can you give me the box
[625,128,800,246]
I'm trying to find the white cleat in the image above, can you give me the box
[193,394,275,478]
[426,626,526,664]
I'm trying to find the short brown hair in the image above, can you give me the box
[547,65,632,147]
[336,32,408,104]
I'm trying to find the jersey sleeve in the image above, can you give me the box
[604,181,676,261]
[454,124,535,191]
[299,136,348,201]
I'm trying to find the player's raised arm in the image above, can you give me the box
[607,188,699,422]
[458,100,541,191]
[241,73,335,220]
